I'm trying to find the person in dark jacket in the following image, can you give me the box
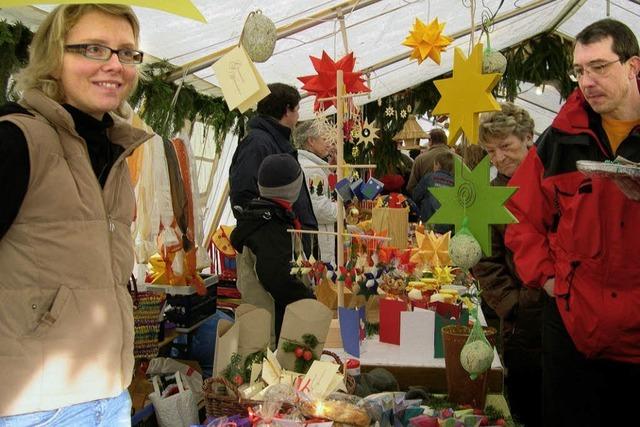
[505,19,640,427]
[230,154,315,340]
[472,102,545,427]
[406,128,451,193]
[412,151,454,235]
[229,83,318,252]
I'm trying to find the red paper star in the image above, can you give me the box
[298,51,370,111]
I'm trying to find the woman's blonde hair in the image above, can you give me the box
[478,102,534,146]
[15,4,140,103]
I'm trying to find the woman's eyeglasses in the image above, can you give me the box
[65,44,144,65]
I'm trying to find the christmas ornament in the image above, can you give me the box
[449,219,483,271]
[483,49,507,74]
[353,118,380,148]
[429,156,517,256]
[314,112,339,146]
[400,109,407,118]
[282,333,319,373]
[460,339,494,380]
[434,265,455,285]
[432,43,501,145]
[241,10,277,63]
[298,51,370,111]
[410,230,451,268]
[384,106,395,117]
[402,17,453,65]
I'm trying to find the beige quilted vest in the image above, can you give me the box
[0,89,153,416]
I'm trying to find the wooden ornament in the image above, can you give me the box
[428,156,517,256]
[432,43,501,145]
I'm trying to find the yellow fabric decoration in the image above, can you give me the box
[402,17,453,65]
[148,253,168,284]
[432,43,501,145]
[1,0,206,22]
[211,225,236,257]
[411,230,451,268]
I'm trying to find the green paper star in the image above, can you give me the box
[427,156,518,256]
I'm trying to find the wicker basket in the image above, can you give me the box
[321,350,357,395]
[204,352,357,418]
[203,377,257,418]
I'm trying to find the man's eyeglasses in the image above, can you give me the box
[64,44,144,65]
[569,58,622,82]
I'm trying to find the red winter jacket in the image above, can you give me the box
[505,84,640,363]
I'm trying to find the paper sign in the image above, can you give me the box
[379,298,407,345]
[213,45,270,113]
[212,319,239,377]
[338,306,364,358]
[302,360,343,400]
[434,310,469,358]
[277,299,332,371]
[400,310,435,359]
[262,349,283,386]
[236,304,271,360]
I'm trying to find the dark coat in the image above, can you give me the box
[230,198,315,337]
[472,173,547,360]
[229,115,318,231]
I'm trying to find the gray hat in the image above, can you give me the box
[258,153,303,204]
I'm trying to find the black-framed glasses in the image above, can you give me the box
[569,58,622,82]
[64,44,144,65]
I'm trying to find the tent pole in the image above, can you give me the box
[336,70,345,308]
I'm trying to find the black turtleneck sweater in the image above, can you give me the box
[0,103,122,240]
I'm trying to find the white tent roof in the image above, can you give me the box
[2,0,639,233]
[4,0,639,121]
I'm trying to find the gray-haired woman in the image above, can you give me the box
[293,120,337,263]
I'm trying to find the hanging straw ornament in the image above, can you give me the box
[240,10,277,63]
[449,217,483,271]
[460,293,494,380]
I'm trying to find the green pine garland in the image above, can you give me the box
[0,20,32,103]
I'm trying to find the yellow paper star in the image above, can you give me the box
[432,43,501,145]
[434,266,454,286]
[410,230,451,268]
[402,18,453,65]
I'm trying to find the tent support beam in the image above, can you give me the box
[545,0,587,33]
[166,0,382,82]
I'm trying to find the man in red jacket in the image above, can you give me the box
[505,19,640,427]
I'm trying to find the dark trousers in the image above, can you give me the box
[504,349,542,427]
[543,298,640,427]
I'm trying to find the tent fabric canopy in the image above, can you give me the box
[2,0,639,235]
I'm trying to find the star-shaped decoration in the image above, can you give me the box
[353,118,380,148]
[298,51,370,111]
[411,230,451,268]
[434,265,455,286]
[428,155,518,256]
[432,43,501,145]
[402,17,453,65]
[314,111,339,146]
[384,106,395,117]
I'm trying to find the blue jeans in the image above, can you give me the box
[0,390,131,427]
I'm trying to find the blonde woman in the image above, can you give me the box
[0,5,151,424]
